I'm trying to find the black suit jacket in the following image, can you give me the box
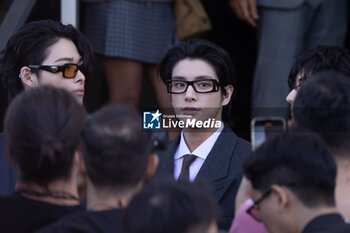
[155,125,251,230]
[302,214,350,233]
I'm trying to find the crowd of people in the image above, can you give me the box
[0,10,350,233]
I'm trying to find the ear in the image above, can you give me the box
[20,66,39,89]
[271,184,291,211]
[74,148,87,178]
[144,154,159,181]
[221,85,234,106]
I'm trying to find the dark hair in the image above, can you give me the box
[4,85,86,187]
[123,179,219,233]
[81,104,153,189]
[244,132,336,207]
[288,45,350,89]
[158,39,236,125]
[293,71,350,155]
[0,20,94,102]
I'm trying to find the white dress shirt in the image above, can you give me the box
[174,123,224,181]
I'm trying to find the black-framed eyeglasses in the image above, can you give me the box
[28,63,84,79]
[166,79,220,94]
[246,188,271,222]
[247,182,295,222]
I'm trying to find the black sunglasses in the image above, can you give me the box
[28,63,84,79]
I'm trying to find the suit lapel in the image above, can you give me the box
[195,125,238,201]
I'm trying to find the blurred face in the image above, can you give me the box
[27,38,85,103]
[286,73,304,106]
[206,221,218,233]
[170,58,233,123]
[250,189,280,233]
[286,73,304,123]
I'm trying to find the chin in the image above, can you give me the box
[76,96,84,105]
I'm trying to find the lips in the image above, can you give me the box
[72,89,84,97]
[183,107,200,115]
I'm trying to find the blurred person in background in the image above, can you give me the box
[0,86,86,233]
[35,104,158,233]
[230,0,348,117]
[0,19,94,196]
[83,0,176,111]
[124,179,219,233]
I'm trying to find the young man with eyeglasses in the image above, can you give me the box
[155,39,251,230]
[244,132,350,233]
[0,20,94,196]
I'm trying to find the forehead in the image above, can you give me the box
[42,38,81,64]
[172,58,218,81]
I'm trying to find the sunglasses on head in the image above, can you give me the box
[28,63,84,79]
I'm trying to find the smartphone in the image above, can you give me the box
[251,117,286,150]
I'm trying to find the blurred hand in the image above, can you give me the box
[230,0,259,27]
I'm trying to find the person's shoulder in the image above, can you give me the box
[221,125,251,151]
[35,209,124,233]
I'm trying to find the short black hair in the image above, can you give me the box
[4,85,86,187]
[244,132,336,207]
[123,179,219,233]
[81,104,153,190]
[288,45,350,89]
[293,71,350,156]
[158,39,236,125]
[0,20,94,102]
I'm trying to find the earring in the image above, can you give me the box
[18,74,22,79]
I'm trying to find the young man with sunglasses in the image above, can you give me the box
[155,39,251,230]
[0,19,94,196]
[244,132,350,233]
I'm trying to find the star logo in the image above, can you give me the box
[143,110,162,129]
[151,110,161,123]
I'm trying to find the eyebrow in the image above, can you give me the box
[54,57,83,63]
[172,75,215,80]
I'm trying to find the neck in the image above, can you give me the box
[87,181,142,211]
[15,179,80,205]
[292,205,338,233]
[182,123,221,152]
[335,157,350,220]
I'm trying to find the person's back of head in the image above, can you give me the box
[123,179,219,233]
[4,85,86,187]
[288,45,350,89]
[244,132,336,233]
[245,132,336,208]
[293,71,350,156]
[81,104,155,191]
[0,19,93,102]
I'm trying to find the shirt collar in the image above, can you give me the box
[175,123,224,160]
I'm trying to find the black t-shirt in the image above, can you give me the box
[35,209,124,233]
[0,193,84,233]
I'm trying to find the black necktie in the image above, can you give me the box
[178,154,197,182]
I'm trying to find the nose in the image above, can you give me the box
[184,84,197,101]
[286,89,297,104]
[74,70,85,84]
